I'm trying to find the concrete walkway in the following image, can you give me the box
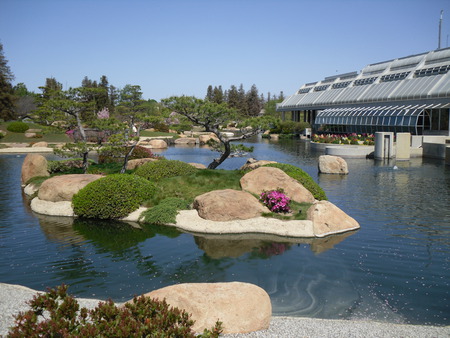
[1,283,448,337]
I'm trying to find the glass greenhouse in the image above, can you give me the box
[277,48,450,135]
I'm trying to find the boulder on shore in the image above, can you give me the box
[21,154,49,186]
[240,158,277,170]
[137,282,271,334]
[307,200,360,237]
[318,155,349,174]
[240,167,315,203]
[188,162,207,169]
[38,174,103,202]
[193,189,270,221]
[126,158,158,170]
[30,198,75,217]
[31,141,48,148]
[198,133,219,145]
[174,137,197,145]
[148,139,167,149]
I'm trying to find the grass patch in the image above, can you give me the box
[0,122,70,143]
[143,169,244,207]
[261,201,312,221]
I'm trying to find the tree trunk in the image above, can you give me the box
[121,142,137,174]
[207,141,231,169]
[82,151,89,174]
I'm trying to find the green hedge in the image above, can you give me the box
[263,163,327,200]
[73,174,157,219]
[7,121,29,133]
[134,159,197,181]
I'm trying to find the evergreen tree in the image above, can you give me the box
[245,84,261,117]
[212,85,224,104]
[13,83,36,119]
[237,83,246,114]
[0,42,17,121]
[206,85,214,101]
[227,85,239,110]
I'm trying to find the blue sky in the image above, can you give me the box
[1,0,449,101]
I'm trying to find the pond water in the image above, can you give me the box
[0,137,449,326]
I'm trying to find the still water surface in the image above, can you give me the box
[0,138,449,325]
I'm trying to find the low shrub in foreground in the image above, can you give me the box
[140,197,191,225]
[263,163,327,201]
[134,159,198,181]
[6,121,29,133]
[73,174,156,219]
[8,284,222,337]
[99,145,158,164]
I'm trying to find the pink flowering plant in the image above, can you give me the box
[260,188,291,213]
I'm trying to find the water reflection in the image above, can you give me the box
[193,231,357,259]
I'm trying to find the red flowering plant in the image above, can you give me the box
[260,188,291,213]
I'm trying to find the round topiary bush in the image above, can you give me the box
[134,159,197,181]
[73,174,157,219]
[263,163,327,201]
[7,121,29,133]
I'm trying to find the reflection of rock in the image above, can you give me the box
[193,189,269,221]
[307,200,360,237]
[309,231,356,254]
[240,167,315,203]
[195,236,263,258]
[138,282,271,334]
[193,231,357,258]
[35,213,85,245]
[21,154,49,186]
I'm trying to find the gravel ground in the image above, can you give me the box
[1,283,448,337]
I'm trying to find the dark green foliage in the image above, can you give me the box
[8,284,222,337]
[152,121,170,132]
[6,121,29,133]
[0,131,4,139]
[99,145,156,164]
[48,159,85,173]
[73,174,156,219]
[263,163,327,200]
[140,197,191,225]
[270,120,310,135]
[134,159,197,181]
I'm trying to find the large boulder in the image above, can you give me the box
[148,139,167,149]
[139,282,271,334]
[126,158,158,170]
[21,154,50,186]
[31,141,48,148]
[174,137,197,145]
[318,155,349,174]
[30,198,74,217]
[193,189,269,221]
[240,158,277,170]
[240,167,315,203]
[198,133,219,145]
[38,174,103,202]
[307,200,360,237]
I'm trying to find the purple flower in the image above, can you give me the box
[260,188,291,213]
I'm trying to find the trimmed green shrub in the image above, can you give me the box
[263,163,327,200]
[73,174,157,219]
[48,159,85,173]
[8,284,222,337]
[7,121,29,133]
[140,197,191,225]
[134,159,197,181]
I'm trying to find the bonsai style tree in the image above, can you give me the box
[163,96,273,169]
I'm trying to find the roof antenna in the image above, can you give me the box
[438,10,443,49]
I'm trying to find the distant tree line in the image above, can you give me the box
[205,84,284,117]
